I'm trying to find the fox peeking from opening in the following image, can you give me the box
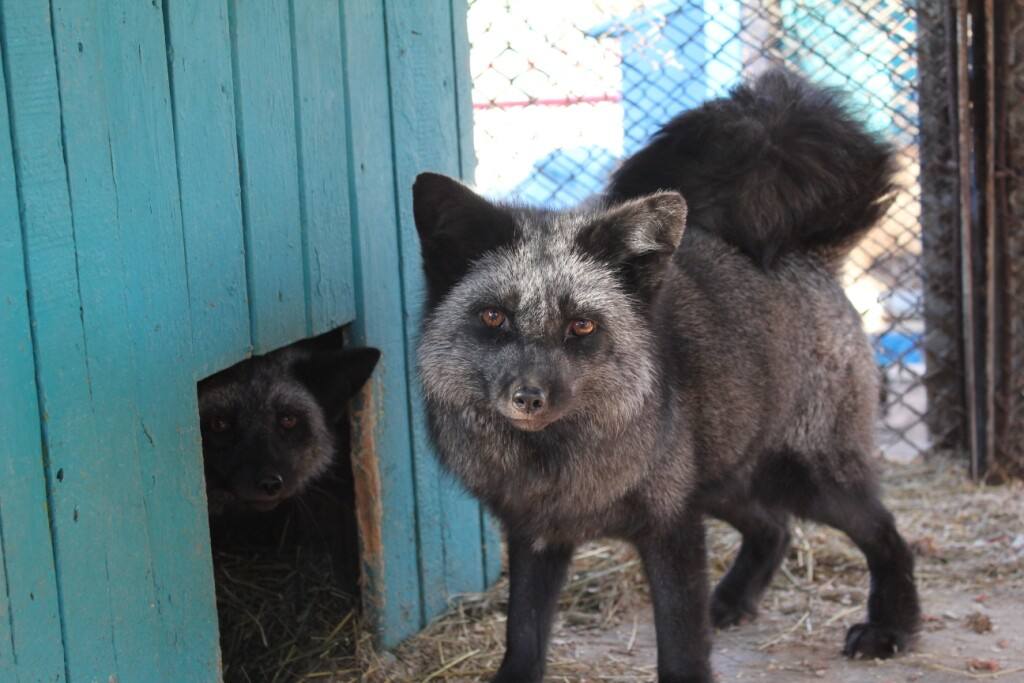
[198,343,379,515]
[413,69,920,683]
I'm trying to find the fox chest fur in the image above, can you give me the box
[426,388,695,543]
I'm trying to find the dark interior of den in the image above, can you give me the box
[197,327,380,681]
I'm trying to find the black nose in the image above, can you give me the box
[259,474,284,496]
[512,386,548,416]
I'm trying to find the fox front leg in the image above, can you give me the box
[492,536,574,683]
[637,511,714,683]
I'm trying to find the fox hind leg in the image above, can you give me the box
[758,454,921,658]
[824,493,920,659]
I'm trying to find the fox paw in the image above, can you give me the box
[491,663,543,683]
[843,622,913,659]
[658,675,714,683]
[710,594,757,629]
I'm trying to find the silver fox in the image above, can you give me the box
[413,69,920,683]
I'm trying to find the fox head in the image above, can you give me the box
[413,172,686,437]
[198,345,379,514]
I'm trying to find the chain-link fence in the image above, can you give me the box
[468,0,942,463]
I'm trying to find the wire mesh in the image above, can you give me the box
[467,0,945,461]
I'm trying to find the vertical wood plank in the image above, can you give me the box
[164,0,251,376]
[451,0,476,183]
[480,514,504,587]
[385,0,486,618]
[0,543,10,678]
[339,0,423,649]
[450,0,503,588]
[0,38,66,683]
[48,2,170,679]
[290,0,357,334]
[91,2,220,678]
[228,0,306,354]
[0,1,119,678]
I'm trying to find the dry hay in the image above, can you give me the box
[214,542,365,682]
[213,456,1024,682]
[358,542,654,683]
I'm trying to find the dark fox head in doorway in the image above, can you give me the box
[198,340,379,515]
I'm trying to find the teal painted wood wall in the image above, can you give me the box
[0,2,499,680]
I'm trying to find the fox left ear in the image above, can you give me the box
[413,173,517,306]
[576,192,687,299]
[292,348,381,421]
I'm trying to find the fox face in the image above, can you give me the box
[198,345,379,514]
[414,173,687,440]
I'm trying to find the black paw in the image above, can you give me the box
[491,665,543,683]
[842,622,914,659]
[658,669,714,683]
[710,593,757,629]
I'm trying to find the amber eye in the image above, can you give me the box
[480,307,507,329]
[569,319,597,337]
[279,414,299,430]
[210,417,231,433]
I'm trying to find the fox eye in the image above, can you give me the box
[209,416,232,433]
[279,414,299,430]
[568,319,597,337]
[480,307,507,329]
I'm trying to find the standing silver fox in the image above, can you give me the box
[412,69,920,683]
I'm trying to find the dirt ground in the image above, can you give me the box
[357,457,1024,682]
[572,586,1024,682]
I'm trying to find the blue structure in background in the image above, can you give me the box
[590,1,743,154]
[512,2,745,208]
[876,331,925,366]
[781,0,918,144]
[511,146,618,209]
[514,0,919,209]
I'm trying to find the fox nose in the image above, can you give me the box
[258,474,284,497]
[511,386,548,416]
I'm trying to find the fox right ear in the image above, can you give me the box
[292,347,381,422]
[413,173,516,305]
[576,192,687,300]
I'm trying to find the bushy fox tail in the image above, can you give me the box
[605,67,896,271]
